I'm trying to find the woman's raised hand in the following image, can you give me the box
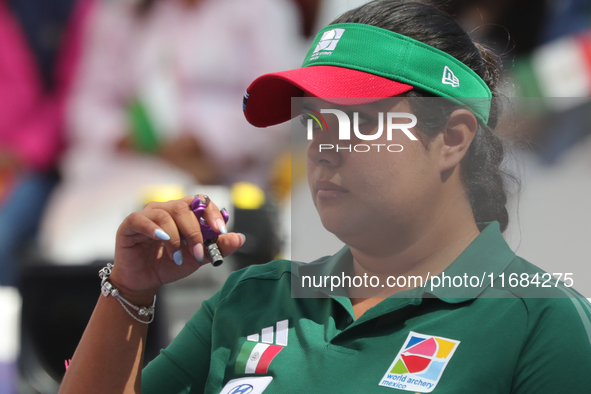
[109,195,244,302]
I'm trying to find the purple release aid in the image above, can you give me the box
[190,196,229,266]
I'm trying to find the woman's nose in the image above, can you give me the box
[306,126,343,168]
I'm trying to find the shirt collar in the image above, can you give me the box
[424,221,515,303]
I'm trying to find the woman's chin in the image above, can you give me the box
[318,213,362,240]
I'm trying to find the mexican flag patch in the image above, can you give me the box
[235,319,288,374]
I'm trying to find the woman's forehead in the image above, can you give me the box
[301,95,411,113]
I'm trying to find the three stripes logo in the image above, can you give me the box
[442,66,460,87]
[235,320,288,374]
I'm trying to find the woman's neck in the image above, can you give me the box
[348,196,480,313]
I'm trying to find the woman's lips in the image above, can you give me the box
[315,180,348,198]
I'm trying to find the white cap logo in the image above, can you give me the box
[442,66,460,87]
[313,29,346,54]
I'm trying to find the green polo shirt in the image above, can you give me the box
[142,222,591,393]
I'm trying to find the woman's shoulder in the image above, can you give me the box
[499,257,591,391]
[497,254,591,330]
[501,254,585,298]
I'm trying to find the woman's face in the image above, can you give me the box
[305,97,445,251]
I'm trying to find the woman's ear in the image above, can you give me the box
[437,109,478,172]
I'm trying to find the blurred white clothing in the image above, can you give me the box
[66,0,302,186]
[40,0,304,264]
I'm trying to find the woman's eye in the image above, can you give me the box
[299,114,309,126]
[357,113,369,125]
[351,112,377,135]
[300,114,321,130]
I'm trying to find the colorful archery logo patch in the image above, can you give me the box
[379,331,460,393]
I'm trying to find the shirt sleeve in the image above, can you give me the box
[141,290,220,394]
[511,296,591,393]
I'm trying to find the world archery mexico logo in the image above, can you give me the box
[310,28,345,60]
[379,331,460,392]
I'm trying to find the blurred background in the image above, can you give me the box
[0,0,590,392]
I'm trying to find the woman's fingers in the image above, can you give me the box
[118,210,173,245]
[124,195,236,266]
[153,198,203,265]
[216,232,246,259]
[196,194,228,235]
[145,207,189,263]
[141,194,236,265]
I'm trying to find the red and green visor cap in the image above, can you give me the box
[243,23,492,127]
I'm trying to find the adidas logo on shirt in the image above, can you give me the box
[236,320,289,374]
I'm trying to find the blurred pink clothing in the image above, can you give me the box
[0,0,94,171]
[66,0,302,186]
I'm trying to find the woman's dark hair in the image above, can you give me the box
[332,0,511,232]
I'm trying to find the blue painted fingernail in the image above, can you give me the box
[216,219,228,235]
[173,250,183,265]
[155,229,170,241]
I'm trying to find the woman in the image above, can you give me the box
[59,1,591,393]
[0,0,93,286]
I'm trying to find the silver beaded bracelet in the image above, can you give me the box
[99,263,156,324]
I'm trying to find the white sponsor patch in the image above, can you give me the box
[220,376,273,394]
